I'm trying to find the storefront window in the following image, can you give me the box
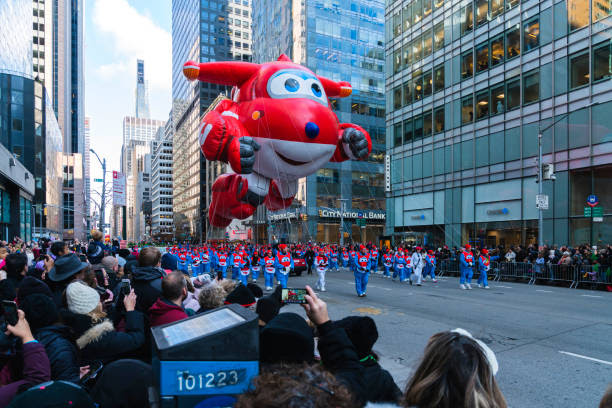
[593,0,612,21]
[476,0,488,26]
[491,0,503,17]
[461,50,473,79]
[570,51,589,89]
[593,41,612,82]
[568,0,588,31]
[434,22,444,51]
[393,123,402,147]
[423,111,433,136]
[523,69,540,104]
[434,106,445,133]
[523,17,540,52]
[506,25,520,59]
[476,91,489,119]
[506,78,520,110]
[434,64,444,92]
[461,95,473,124]
[413,71,423,101]
[423,29,433,57]
[423,71,432,96]
[476,43,489,72]
[403,119,413,143]
[490,35,504,66]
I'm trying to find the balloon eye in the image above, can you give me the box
[284,78,299,92]
[311,83,322,97]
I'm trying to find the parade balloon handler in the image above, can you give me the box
[354,245,372,297]
[182,55,372,228]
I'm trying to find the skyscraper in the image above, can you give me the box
[135,59,150,118]
[171,0,253,241]
[384,0,612,247]
[251,0,386,243]
[84,116,90,229]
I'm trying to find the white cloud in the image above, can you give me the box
[92,0,171,92]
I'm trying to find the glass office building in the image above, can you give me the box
[172,0,252,241]
[385,0,612,247]
[252,0,387,244]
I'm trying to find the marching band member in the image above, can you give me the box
[274,244,294,289]
[382,249,393,278]
[314,249,329,292]
[424,250,438,282]
[459,244,475,290]
[263,249,276,290]
[392,248,406,281]
[354,245,371,297]
[250,251,264,283]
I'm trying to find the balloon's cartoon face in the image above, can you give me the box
[265,69,328,106]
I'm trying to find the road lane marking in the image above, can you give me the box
[559,351,612,366]
[354,307,382,315]
[581,294,602,298]
[494,285,512,289]
[536,289,553,293]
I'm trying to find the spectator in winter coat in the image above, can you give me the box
[130,247,167,312]
[0,309,51,407]
[46,253,90,308]
[197,280,227,312]
[0,253,28,301]
[148,271,189,327]
[63,281,145,365]
[335,316,402,404]
[19,294,80,383]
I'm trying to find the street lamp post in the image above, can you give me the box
[339,198,349,246]
[90,149,106,234]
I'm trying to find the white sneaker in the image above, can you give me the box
[266,286,272,291]
[477,283,483,288]
[484,285,490,289]
[432,279,438,283]
[460,284,467,290]
[466,284,472,290]
[252,279,257,283]
[321,287,326,292]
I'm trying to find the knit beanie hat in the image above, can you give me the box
[20,294,60,333]
[224,284,256,307]
[161,253,179,271]
[260,313,314,363]
[246,282,263,299]
[66,281,100,315]
[16,276,52,305]
[255,296,280,324]
[335,316,378,359]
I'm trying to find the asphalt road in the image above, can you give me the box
[279,268,612,408]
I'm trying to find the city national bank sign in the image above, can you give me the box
[318,208,386,220]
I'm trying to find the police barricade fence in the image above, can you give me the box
[492,261,533,284]
[438,259,460,277]
[574,264,612,288]
[532,263,577,287]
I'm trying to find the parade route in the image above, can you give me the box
[282,269,612,408]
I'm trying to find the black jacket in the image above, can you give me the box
[317,321,367,405]
[360,356,402,404]
[64,310,145,366]
[35,324,80,383]
[131,266,165,312]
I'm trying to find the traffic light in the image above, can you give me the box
[542,163,556,180]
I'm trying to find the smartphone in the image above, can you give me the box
[281,288,308,304]
[120,279,131,296]
[2,301,18,326]
[80,361,104,386]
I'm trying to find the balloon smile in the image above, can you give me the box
[275,151,308,166]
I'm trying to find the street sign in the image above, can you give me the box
[536,194,549,210]
[356,218,366,227]
[593,207,603,217]
[587,194,599,207]
[593,217,603,222]
[94,178,103,182]
[584,207,592,217]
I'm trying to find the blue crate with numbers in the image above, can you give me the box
[151,303,259,407]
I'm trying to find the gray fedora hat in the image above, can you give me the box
[48,253,89,282]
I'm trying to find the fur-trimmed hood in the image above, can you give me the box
[76,319,114,349]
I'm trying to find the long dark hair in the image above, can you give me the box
[402,331,507,408]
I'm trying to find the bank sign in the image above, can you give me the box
[318,208,386,220]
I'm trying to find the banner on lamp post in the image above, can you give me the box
[112,171,126,206]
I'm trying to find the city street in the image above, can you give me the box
[282,269,612,408]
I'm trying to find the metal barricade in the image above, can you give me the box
[533,263,577,287]
[574,264,612,288]
[493,261,533,283]
[438,259,460,277]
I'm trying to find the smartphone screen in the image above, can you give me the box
[2,301,18,326]
[120,279,131,296]
[281,288,308,304]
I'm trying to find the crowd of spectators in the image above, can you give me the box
[0,233,609,407]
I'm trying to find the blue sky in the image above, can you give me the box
[85,0,171,199]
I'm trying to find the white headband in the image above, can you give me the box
[451,328,499,376]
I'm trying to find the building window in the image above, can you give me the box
[423,0,432,17]
[593,0,612,21]
[593,41,612,82]
[393,86,402,109]
[461,50,473,79]
[460,3,473,36]
[413,70,423,101]
[523,69,540,104]
[423,71,432,97]
[404,119,413,143]
[570,51,589,89]
[476,0,488,26]
[403,82,412,105]
[434,106,445,133]
[394,49,401,74]
[490,34,504,66]
[476,43,488,72]
[433,64,444,92]
[506,25,520,59]
[568,0,588,31]
[523,17,540,52]
[506,0,519,10]
[414,115,424,140]
[402,43,411,67]
[412,37,422,61]
[491,0,504,17]
[461,95,473,123]
[506,78,521,110]
[434,22,444,51]
[413,0,422,23]
[491,85,505,114]
[423,111,433,136]
[393,123,402,147]
[476,91,489,119]
[423,29,433,57]
[434,0,444,9]
[403,4,411,31]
